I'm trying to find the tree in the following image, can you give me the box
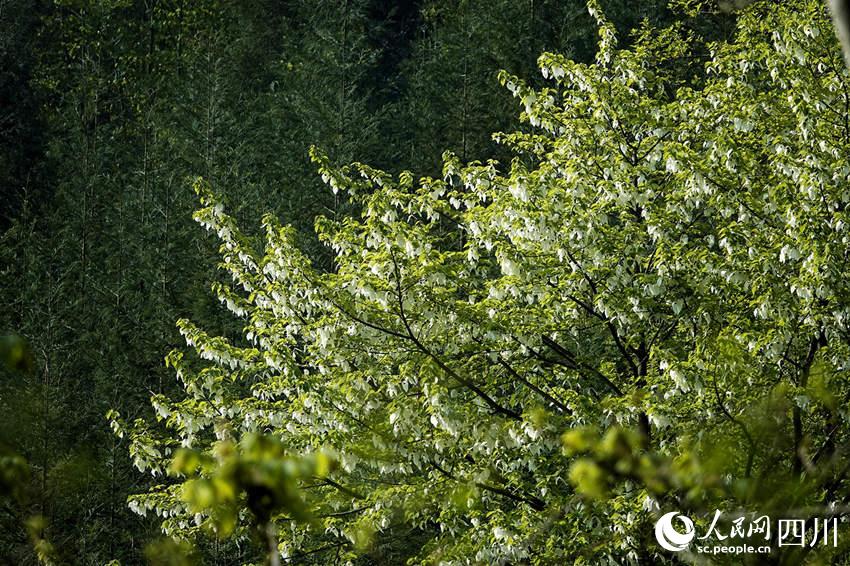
[9,1,642,561]
[116,0,850,563]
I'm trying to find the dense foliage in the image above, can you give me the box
[1,0,685,562]
[107,0,850,563]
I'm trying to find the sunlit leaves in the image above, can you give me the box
[120,1,850,563]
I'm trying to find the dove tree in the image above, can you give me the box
[112,0,850,563]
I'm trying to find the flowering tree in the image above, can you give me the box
[112,1,850,562]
